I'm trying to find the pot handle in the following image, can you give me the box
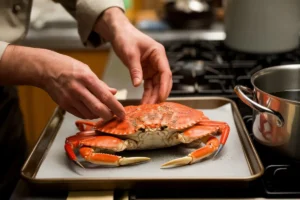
[234,85,284,127]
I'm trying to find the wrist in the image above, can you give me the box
[94,7,129,42]
[0,45,47,88]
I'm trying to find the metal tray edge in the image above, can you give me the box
[21,106,65,180]
[20,97,264,186]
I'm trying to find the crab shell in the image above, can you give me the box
[65,102,230,168]
[93,102,209,149]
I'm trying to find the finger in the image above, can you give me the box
[128,57,143,87]
[109,87,117,95]
[149,75,160,104]
[72,99,97,119]
[78,87,114,121]
[85,78,125,119]
[61,91,95,119]
[158,71,172,102]
[101,80,117,94]
[160,71,172,101]
[141,79,154,104]
[167,78,173,99]
[67,106,85,119]
[153,48,172,101]
[96,79,116,95]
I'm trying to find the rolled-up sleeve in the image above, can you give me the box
[53,0,125,47]
[0,41,9,61]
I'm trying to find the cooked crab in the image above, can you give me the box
[64,102,230,169]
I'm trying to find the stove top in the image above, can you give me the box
[160,40,300,198]
[166,40,300,97]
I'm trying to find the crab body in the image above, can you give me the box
[65,102,230,168]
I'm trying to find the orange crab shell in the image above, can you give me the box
[95,102,209,135]
[67,101,230,169]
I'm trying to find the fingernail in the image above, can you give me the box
[133,78,140,86]
[119,112,126,119]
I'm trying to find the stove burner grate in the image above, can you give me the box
[165,40,300,98]
[263,164,300,196]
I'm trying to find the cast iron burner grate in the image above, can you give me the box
[164,40,300,98]
[164,40,300,198]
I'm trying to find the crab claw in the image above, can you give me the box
[75,120,97,131]
[65,134,150,168]
[161,156,192,168]
[161,135,219,169]
[79,147,150,167]
[119,157,151,166]
[64,135,96,169]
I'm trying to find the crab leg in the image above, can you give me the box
[196,120,230,157]
[161,135,219,168]
[75,119,104,131]
[161,120,230,168]
[64,134,96,168]
[65,135,150,168]
[78,147,150,167]
[179,120,229,155]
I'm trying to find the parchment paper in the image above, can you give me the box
[35,103,251,179]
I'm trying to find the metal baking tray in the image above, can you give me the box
[21,97,264,191]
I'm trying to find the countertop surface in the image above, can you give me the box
[20,22,225,50]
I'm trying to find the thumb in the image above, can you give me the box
[128,58,143,87]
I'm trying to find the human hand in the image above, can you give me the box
[94,8,172,104]
[40,49,126,120]
[0,45,125,120]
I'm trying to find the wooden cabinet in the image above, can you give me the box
[17,49,109,151]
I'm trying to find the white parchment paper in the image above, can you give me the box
[35,103,251,179]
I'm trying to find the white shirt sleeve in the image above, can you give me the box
[0,41,9,61]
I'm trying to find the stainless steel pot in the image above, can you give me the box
[224,0,300,54]
[234,64,300,160]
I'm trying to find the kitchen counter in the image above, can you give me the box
[20,22,225,50]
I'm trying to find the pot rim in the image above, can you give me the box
[250,64,300,105]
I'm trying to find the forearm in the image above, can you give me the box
[0,45,47,88]
[93,7,129,42]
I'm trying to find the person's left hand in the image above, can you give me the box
[95,8,173,104]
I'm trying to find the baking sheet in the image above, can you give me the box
[35,103,251,179]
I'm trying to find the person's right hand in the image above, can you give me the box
[0,45,125,120]
[40,49,126,120]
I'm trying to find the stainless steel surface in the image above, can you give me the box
[20,97,263,191]
[235,64,300,160]
[175,0,210,13]
[235,85,284,127]
[224,0,300,54]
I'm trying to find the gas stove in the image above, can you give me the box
[166,40,300,97]
[142,40,300,199]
